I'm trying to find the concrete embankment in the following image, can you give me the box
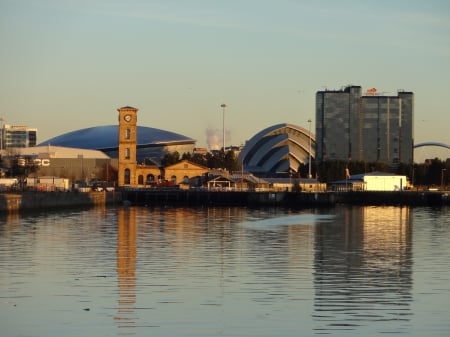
[1,189,447,213]
[337,190,449,206]
[122,189,337,207]
[0,191,122,212]
[122,188,449,207]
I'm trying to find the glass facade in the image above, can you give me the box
[316,86,414,164]
[316,86,362,161]
[1,125,37,149]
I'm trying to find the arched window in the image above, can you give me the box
[183,175,189,184]
[171,175,177,184]
[138,175,144,185]
[125,128,131,139]
[146,174,155,183]
[124,169,130,184]
[125,148,130,159]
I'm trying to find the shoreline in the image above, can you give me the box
[122,189,449,208]
[0,189,448,213]
[0,190,122,213]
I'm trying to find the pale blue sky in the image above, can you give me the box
[1,0,449,160]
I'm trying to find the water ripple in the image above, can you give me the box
[0,206,449,336]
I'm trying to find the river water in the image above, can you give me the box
[0,205,449,337]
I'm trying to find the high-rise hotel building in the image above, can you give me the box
[0,124,37,150]
[315,86,413,164]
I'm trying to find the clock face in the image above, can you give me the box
[124,114,132,122]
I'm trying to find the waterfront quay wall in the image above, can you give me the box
[0,191,122,212]
[338,190,449,206]
[122,189,337,207]
[0,189,447,213]
[122,188,449,208]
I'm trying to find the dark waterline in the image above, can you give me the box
[1,205,449,337]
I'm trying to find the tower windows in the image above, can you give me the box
[124,168,130,184]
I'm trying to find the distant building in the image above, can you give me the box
[238,123,315,176]
[39,125,196,165]
[193,147,208,155]
[117,106,207,187]
[13,145,115,183]
[1,124,37,149]
[328,171,409,191]
[316,86,414,164]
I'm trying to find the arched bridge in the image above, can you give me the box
[414,142,450,149]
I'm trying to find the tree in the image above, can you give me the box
[161,151,180,167]
[314,160,391,183]
[426,158,445,186]
[1,155,40,187]
[162,149,240,171]
[183,152,208,167]
[206,151,223,169]
[224,150,240,172]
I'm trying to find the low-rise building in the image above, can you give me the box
[328,172,409,191]
[164,160,209,189]
[7,145,116,183]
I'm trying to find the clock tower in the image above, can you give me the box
[117,106,138,186]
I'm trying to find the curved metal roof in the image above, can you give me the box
[238,123,316,175]
[38,125,195,150]
[414,142,450,149]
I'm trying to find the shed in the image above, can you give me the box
[329,172,409,191]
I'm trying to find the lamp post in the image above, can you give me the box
[0,117,4,151]
[221,103,227,151]
[308,119,312,179]
[442,168,447,188]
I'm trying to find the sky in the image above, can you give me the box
[1,0,449,161]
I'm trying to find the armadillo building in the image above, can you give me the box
[238,123,315,176]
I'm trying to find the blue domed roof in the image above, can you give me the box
[39,125,195,150]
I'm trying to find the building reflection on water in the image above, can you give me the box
[115,207,137,334]
[112,205,414,335]
[313,206,413,333]
[2,204,449,336]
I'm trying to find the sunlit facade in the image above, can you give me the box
[316,86,414,164]
[1,124,37,149]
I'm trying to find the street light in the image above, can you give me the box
[308,119,312,179]
[221,104,227,151]
[0,117,4,151]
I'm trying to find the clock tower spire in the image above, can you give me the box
[117,106,138,186]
